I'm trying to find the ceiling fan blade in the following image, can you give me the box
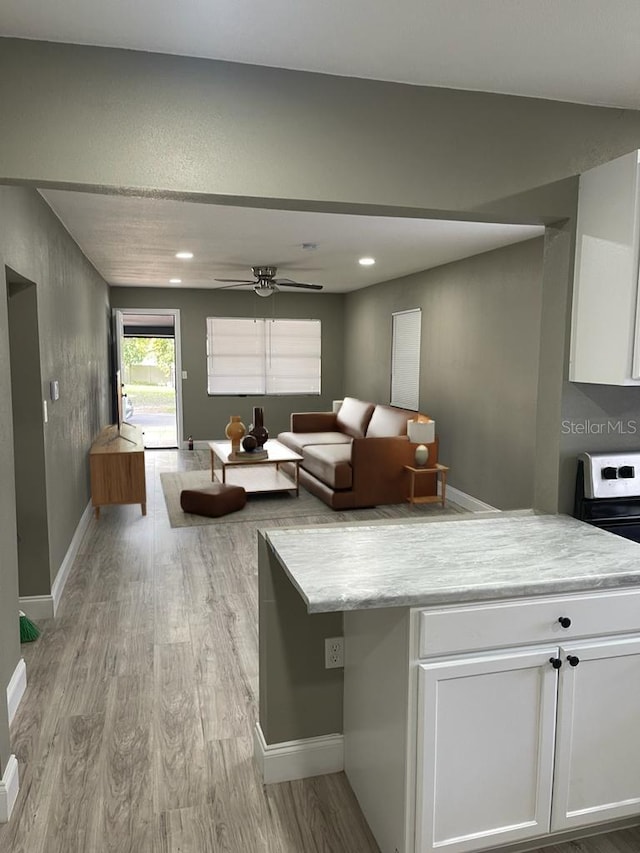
[274,279,323,290]
[215,282,255,290]
[214,278,255,283]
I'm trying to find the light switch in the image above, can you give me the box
[50,379,60,401]
[181,370,188,379]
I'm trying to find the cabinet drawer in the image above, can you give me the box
[418,589,640,657]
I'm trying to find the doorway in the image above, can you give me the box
[6,268,51,598]
[114,309,183,449]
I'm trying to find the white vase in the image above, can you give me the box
[414,443,429,466]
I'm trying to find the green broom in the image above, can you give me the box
[19,610,40,643]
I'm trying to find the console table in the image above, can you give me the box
[89,423,146,518]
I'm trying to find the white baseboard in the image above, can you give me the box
[0,755,19,823]
[253,722,344,784]
[51,500,92,615]
[18,500,92,622]
[18,595,54,621]
[6,660,26,726]
[444,483,497,513]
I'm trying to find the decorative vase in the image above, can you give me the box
[242,434,258,453]
[414,443,429,467]
[225,415,246,453]
[249,406,269,448]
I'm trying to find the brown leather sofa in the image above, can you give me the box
[277,396,439,509]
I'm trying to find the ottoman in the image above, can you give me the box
[180,482,247,518]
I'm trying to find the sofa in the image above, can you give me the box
[277,396,439,509]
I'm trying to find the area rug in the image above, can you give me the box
[160,469,336,527]
[161,468,467,529]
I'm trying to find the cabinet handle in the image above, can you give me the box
[549,657,563,669]
[558,617,572,628]
[567,655,580,667]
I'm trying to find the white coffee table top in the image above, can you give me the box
[208,438,302,465]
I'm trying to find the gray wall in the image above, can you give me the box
[0,186,110,772]
[344,238,544,509]
[2,39,640,216]
[110,287,345,440]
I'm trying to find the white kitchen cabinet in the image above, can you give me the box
[569,148,640,385]
[343,590,640,853]
[552,636,640,832]
[415,648,558,853]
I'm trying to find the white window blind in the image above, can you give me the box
[207,317,321,395]
[390,308,421,410]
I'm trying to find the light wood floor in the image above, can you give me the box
[2,450,640,853]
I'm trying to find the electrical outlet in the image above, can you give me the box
[324,636,344,669]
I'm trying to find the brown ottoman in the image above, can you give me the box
[180,483,247,518]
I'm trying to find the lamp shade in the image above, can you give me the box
[407,418,435,444]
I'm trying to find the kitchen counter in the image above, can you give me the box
[265,512,640,613]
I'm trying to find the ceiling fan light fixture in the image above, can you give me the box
[254,284,275,297]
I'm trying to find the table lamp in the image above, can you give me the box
[407,417,435,466]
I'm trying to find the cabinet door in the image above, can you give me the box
[415,647,558,853]
[552,636,640,832]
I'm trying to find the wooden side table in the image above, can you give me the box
[404,462,449,506]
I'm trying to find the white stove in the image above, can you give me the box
[575,451,640,542]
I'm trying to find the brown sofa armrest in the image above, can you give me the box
[351,436,440,504]
[290,411,338,432]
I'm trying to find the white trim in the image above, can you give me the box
[18,595,53,621]
[253,722,344,784]
[19,498,92,622]
[444,483,497,513]
[0,755,19,823]
[51,499,92,615]
[6,660,26,726]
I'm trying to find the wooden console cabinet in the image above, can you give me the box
[89,423,146,519]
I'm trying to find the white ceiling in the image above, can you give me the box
[4,0,640,108]
[40,190,543,293]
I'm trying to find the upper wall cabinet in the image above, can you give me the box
[570,149,640,385]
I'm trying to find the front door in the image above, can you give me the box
[114,308,183,449]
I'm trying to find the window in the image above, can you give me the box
[390,308,421,410]
[207,317,321,395]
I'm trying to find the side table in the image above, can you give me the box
[404,462,449,506]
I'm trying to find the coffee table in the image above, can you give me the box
[208,439,303,496]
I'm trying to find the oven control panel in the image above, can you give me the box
[579,452,640,499]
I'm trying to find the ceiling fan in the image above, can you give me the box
[214,265,323,297]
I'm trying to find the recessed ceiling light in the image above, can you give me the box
[359,257,375,266]
[169,278,182,284]
[175,251,193,259]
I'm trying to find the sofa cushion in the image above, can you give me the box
[336,397,375,439]
[278,431,352,455]
[366,404,413,438]
[302,444,353,490]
